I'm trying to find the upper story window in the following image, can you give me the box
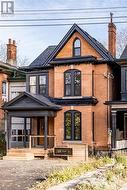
[29,76,36,94]
[28,74,48,96]
[64,69,81,96]
[2,81,6,95]
[64,110,81,141]
[73,38,81,57]
[39,75,47,95]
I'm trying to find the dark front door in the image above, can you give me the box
[37,118,44,146]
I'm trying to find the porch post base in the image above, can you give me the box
[44,149,48,159]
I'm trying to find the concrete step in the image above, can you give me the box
[3,155,34,160]
[7,148,31,153]
[4,149,35,160]
[4,148,49,160]
[7,153,34,157]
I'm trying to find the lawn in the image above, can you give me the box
[30,157,114,190]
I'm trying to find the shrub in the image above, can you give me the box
[0,132,6,157]
[115,155,127,166]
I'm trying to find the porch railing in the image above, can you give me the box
[29,135,56,149]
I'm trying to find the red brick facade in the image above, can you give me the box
[47,30,115,150]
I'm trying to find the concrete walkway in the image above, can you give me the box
[48,164,114,190]
[120,183,127,190]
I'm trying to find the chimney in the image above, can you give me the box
[108,13,116,57]
[7,38,17,66]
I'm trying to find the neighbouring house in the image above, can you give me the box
[3,17,121,160]
[0,39,26,141]
[106,45,127,150]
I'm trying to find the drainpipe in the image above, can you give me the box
[104,72,114,150]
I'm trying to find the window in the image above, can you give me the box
[2,81,6,95]
[28,74,48,96]
[125,71,127,91]
[11,92,21,99]
[39,75,47,95]
[73,38,81,57]
[64,110,81,141]
[64,70,81,96]
[29,76,36,94]
[11,118,30,142]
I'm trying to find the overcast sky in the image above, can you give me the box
[0,0,127,65]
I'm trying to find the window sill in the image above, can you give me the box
[62,96,83,99]
[63,141,82,144]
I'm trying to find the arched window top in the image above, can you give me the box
[73,38,81,57]
[74,39,81,48]
[65,110,81,114]
[64,69,81,96]
[64,69,81,74]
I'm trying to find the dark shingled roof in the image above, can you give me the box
[28,24,114,69]
[3,91,62,111]
[120,45,127,59]
[29,45,56,68]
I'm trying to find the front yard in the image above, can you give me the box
[0,159,72,190]
[30,156,127,190]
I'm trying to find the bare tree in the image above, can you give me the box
[0,41,29,66]
[0,43,7,62]
[117,28,127,58]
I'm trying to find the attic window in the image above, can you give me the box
[73,38,81,57]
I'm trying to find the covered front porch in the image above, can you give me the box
[3,92,61,158]
[109,101,127,150]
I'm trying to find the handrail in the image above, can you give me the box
[29,135,56,149]
[30,135,56,138]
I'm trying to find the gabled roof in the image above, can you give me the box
[3,92,62,111]
[120,45,127,59]
[29,45,56,68]
[28,24,114,69]
[48,23,113,63]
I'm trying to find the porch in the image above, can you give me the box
[3,92,62,159]
[109,102,127,150]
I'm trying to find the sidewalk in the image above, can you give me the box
[48,164,114,190]
[120,183,127,190]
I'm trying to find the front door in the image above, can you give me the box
[11,117,30,148]
[37,118,44,146]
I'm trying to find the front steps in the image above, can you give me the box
[3,149,35,160]
[3,148,50,160]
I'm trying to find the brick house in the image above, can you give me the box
[106,44,127,150]
[3,19,120,159]
[0,39,25,135]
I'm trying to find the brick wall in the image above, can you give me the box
[56,32,101,59]
[0,73,8,131]
[52,30,114,150]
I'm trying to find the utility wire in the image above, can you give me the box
[14,10,127,15]
[13,6,127,12]
[0,21,126,27]
[12,10,127,15]
[0,15,127,22]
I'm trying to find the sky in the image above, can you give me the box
[0,0,127,65]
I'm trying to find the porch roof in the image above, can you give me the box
[2,92,62,111]
[105,100,127,111]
